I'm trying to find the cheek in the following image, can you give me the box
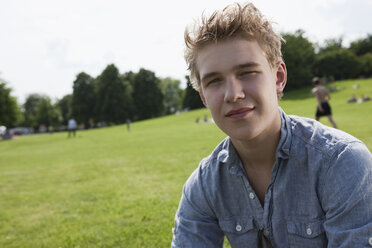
[205,97,223,118]
[205,98,219,111]
[204,90,221,106]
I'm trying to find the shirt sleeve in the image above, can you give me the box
[320,141,372,247]
[171,165,224,248]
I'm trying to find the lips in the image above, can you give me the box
[225,107,254,118]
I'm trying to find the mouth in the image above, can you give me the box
[225,107,255,119]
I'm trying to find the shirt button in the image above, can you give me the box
[249,192,255,199]
[263,229,270,237]
[236,224,242,232]
[306,227,312,236]
[369,237,372,246]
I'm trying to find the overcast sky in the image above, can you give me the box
[1,0,372,103]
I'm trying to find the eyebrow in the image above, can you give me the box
[200,62,261,83]
[235,62,260,70]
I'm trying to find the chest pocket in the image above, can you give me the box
[286,218,327,247]
[219,216,258,248]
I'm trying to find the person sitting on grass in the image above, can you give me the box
[362,94,371,102]
[172,2,372,247]
[347,94,357,103]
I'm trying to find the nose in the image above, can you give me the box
[224,77,245,103]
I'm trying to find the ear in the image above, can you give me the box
[275,61,287,94]
[199,90,208,107]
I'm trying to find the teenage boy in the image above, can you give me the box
[172,2,372,247]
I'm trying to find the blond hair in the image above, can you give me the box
[185,2,284,92]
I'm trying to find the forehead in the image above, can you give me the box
[196,38,269,77]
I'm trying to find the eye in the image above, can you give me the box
[240,71,257,77]
[206,77,222,86]
[238,70,259,80]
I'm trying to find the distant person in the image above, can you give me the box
[347,94,357,103]
[89,119,94,129]
[203,114,208,123]
[172,3,372,247]
[362,94,371,102]
[2,129,13,140]
[311,77,338,128]
[68,118,77,137]
[0,125,6,137]
[39,124,47,133]
[126,119,131,132]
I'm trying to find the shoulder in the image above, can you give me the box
[185,138,229,191]
[286,114,372,197]
[321,86,330,93]
[181,138,230,216]
[288,115,367,160]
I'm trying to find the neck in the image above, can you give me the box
[232,115,281,171]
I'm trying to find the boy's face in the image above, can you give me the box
[196,38,286,142]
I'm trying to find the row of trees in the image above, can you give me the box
[0,66,203,130]
[1,31,372,130]
[282,31,372,90]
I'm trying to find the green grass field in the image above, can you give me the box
[0,79,371,247]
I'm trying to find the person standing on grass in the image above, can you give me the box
[311,77,338,128]
[171,2,372,247]
[68,118,77,138]
[126,119,131,132]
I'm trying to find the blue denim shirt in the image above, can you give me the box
[172,108,372,247]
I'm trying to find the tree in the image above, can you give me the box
[359,53,372,77]
[281,30,316,90]
[95,64,133,124]
[313,49,361,80]
[318,38,344,55]
[35,97,62,129]
[121,71,136,86]
[132,68,164,120]
[182,76,204,110]
[119,73,135,120]
[22,93,45,129]
[57,94,72,125]
[159,77,183,115]
[350,34,372,56]
[0,79,22,127]
[71,72,95,126]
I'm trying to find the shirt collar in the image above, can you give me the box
[216,107,292,166]
[276,107,292,159]
[216,137,237,164]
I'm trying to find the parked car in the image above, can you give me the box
[10,127,33,135]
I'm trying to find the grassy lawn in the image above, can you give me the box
[0,79,371,247]
[280,78,372,149]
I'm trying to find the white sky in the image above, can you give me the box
[1,0,372,104]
